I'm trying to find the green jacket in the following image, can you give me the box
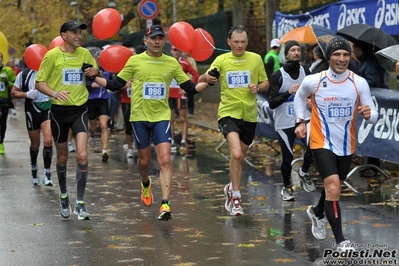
[0,65,16,100]
[264,49,280,79]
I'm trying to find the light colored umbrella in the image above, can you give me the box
[375,44,399,61]
[279,25,335,44]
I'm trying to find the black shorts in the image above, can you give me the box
[121,103,132,135]
[168,98,187,110]
[25,104,50,131]
[218,117,257,146]
[87,98,109,120]
[312,149,353,181]
[50,104,89,143]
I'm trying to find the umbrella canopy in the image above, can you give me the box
[279,25,336,44]
[375,44,399,61]
[336,24,397,51]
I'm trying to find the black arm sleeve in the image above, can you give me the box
[104,76,127,92]
[179,80,199,95]
[265,57,275,80]
[268,70,291,109]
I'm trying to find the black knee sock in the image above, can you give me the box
[76,163,88,202]
[57,164,67,194]
[325,200,345,244]
[301,147,314,173]
[30,147,39,167]
[314,188,326,217]
[43,146,52,169]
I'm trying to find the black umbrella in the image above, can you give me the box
[336,23,397,51]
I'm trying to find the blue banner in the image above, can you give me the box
[275,0,399,38]
[256,87,399,163]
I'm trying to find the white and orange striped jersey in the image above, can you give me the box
[294,69,378,156]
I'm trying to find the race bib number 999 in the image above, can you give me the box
[143,82,166,99]
[62,68,84,85]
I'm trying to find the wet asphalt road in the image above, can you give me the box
[0,104,398,266]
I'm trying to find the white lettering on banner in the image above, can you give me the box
[277,18,299,37]
[337,4,366,29]
[358,97,399,144]
[304,12,331,28]
[378,1,399,27]
[375,0,385,27]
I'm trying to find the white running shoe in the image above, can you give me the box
[88,137,95,146]
[42,171,54,186]
[230,197,244,216]
[306,205,326,240]
[223,183,232,212]
[126,148,134,158]
[298,168,316,192]
[336,240,355,252]
[68,142,75,153]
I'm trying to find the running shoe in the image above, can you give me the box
[171,144,177,154]
[223,183,232,212]
[298,168,316,192]
[59,193,71,218]
[68,142,75,153]
[158,202,173,221]
[230,197,244,216]
[126,148,134,158]
[306,205,326,240]
[102,149,110,162]
[179,141,187,154]
[88,137,95,146]
[74,201,91,220]
[31,164,39,185]
[141,177,153,207]
[336,240,355,252]
[42,171,54,186]
[281,187,295,201]
[0,143,5,155]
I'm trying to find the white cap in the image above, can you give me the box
[270,38,280,48]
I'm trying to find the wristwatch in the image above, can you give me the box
[295,118,306,128]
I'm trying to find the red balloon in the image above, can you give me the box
[93,8,122,40]
[169,22,195,53]
[99,45,133,72]
[49,36,64,50]
[190,28,215,61]
[24,44,48,71]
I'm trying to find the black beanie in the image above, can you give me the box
[325,37,351,60]
[284,40,300,56]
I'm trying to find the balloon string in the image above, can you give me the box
[92,36,231,53]
[197,28,230,52]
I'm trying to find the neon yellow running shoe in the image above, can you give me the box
[0,143,5,155]
[158,202,173,221]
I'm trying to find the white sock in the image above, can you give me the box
[232,190,241,198]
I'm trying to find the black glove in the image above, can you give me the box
[208,68,220,78]
[207,68,220,86]
[82,63,95,81]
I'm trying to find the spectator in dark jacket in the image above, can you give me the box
[353,40,388,177]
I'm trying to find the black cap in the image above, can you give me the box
[145,25,165,37]
[325,37,351,60]
[284,40,300,56]
[60,21,87,34]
